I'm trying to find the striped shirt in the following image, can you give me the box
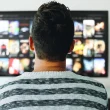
[0,71,108,110]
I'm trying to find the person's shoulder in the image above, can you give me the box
[71,72,107,91]
[71,72,108,109]
[73,72,108,96]
[0,75,23,91]
[0,77,18,91]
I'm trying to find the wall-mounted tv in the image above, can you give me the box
[0,11,108,77]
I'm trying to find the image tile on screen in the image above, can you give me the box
[0,20,9,37]
[9,58,20,75]
[19,39,29,57]
[9,40,20,57]
[73,39,84,56]
[94,58,106,75]
[95,21,105,37]
[0,58,9,76]
[83,20,95,38]
[29,21,33,34]
[66,58,73,71]
[94,39,105,56]
[83,39,94,57]
[74,21,83,37]
[20,58,30,74]
[83,58,94,75]
[73,58,83,75]
[19,21,30,39]
[0,39,9,56]
[9,21,19,37]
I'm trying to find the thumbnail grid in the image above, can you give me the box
[74,20,105,38]
[0,15,34,76]
[66,11,108,77]
[0,11,108,77]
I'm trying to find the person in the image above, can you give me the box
[0,1,108,110]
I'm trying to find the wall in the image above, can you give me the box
[0,0,109,97]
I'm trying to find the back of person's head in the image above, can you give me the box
[32,1,74,61]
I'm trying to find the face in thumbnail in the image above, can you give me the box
[73,58,82,73]
[73,39,84,55]
[94,58,105,75]
[83,39,94,57]
[94,40,105,54]
[9,21,19,36]
[20,58,30,74]
[0,20,9,35]
[0,58,9,75]
[83,59,93,73]
[95,22,104,32]
[66,58,73,71]
[83,20,95,38]
[0,39,9,56]
[19,21,29,38]
[9,40,19,56]
[19,40,29,57]
[9,58,19,75]
[74,21,83,37]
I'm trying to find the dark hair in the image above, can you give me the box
[32,1,74,61]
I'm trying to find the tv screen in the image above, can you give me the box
[0,11,108,77]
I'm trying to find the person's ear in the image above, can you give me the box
[29,36,35,51]
[68,40,75,53]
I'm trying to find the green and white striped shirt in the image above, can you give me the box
[0,71,108,110]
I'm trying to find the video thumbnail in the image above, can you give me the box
[73,58,82,74]
[94,58,106,75]
[19,21,29,38]
[9,40,19,57]
[0,58,9,76]
[29,21,33,34]
[20,58,30,74]
[19,40,29,57]
[0,20,9,35]
[83,20,95,38]
[0,39,9,56]
[9,58,20,75]
[83,58,94,74]
[83,39,94,57]
[9,21,19,36]
[95,21,104,33]
[74,21,83,37]
[66,58,73,71]
[73,39,84,56]
[94,40,105,55]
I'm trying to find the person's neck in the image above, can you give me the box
[33,57,66,72]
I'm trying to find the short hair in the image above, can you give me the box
[32,1,74,61]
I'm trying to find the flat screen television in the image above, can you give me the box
[0,11,108,77]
